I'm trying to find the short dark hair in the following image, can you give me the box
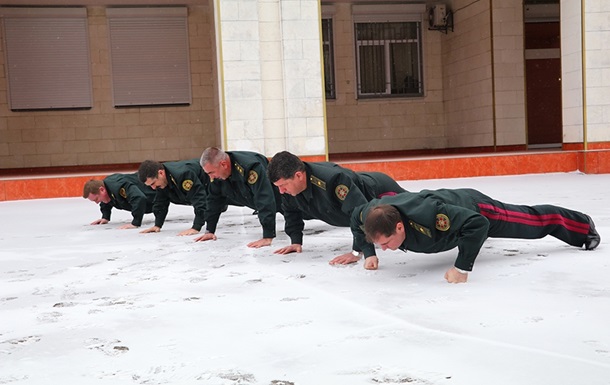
[267,151,306,182]
[363,204,402,243]
[138,160,163,183]
[82,179,104,198]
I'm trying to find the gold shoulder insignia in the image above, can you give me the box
[247,170,258,184]
[119,187,127,199]
[335,184,349,201]
[182,179,194,191]
[310,175,326,190]
[234,162,244,176]
[409,220,432,238]
[435,214,450,231]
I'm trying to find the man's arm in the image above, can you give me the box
[248,163,279,241]
[329,202,378,267]
[143,190,170,233]
[447,205,490,272]
[274,196,304,254]
[203,181,227,236]
[282,196,305,245]
[183,171,209,233]
[124,183,149,227]
[97,202,113,224]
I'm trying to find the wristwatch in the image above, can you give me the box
[351,250,363,257]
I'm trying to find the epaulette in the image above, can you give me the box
[409,219,432,238]
[234,162,244,176]
[310,175,326,190]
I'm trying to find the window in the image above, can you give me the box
[107,7,191,107]
[0,7,92,110]
[352,5,424,99]
[321,18,336,100]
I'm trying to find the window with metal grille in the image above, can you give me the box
[107,7,191,107]
[354,21,423,98]
[0,7,92,111]
[321,18,336,100]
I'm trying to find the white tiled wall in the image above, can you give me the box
[216,0,326,157]
[561,0,584,143]
[582,0,610,142]
[492,0,526,146]
[562,0,610,144]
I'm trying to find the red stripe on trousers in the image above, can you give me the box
[477,203,589,234]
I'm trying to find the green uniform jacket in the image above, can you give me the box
[153,159,210,231]
[351,190,490,271]
[282,162,405,248]
[205,151,281,239]
[99,172,156,227]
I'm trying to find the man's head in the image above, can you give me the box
[138,160,168,190]
[267,151,308,196]
[82,179,111,204]
[364,204,406,251]
[200,147,232,180]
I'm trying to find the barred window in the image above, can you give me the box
[321,18,336,100]
[355,21,423,98]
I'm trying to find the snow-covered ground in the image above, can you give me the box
[1,172,609,385]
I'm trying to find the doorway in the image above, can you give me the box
[524,3,561,149]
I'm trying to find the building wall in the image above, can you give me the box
[325,3,447,155]
[326,0,527,155]
[215,0,326,157]
[582,0,610,143]
[442,0,495,149]
[1,1,609,173]
[491,0,526,146]
[560,0,584,143]
[0,4,217,169]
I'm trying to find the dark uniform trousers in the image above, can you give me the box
[469,189,589,246]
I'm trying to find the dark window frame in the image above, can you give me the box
[321,17,336,100]
[353,13,424,99]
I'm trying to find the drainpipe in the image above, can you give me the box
[490,0,497,151]
[213,0,228,150]
[580,0,588,172]
[316,2,330,161]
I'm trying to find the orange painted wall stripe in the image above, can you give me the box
[0,150,609,202]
